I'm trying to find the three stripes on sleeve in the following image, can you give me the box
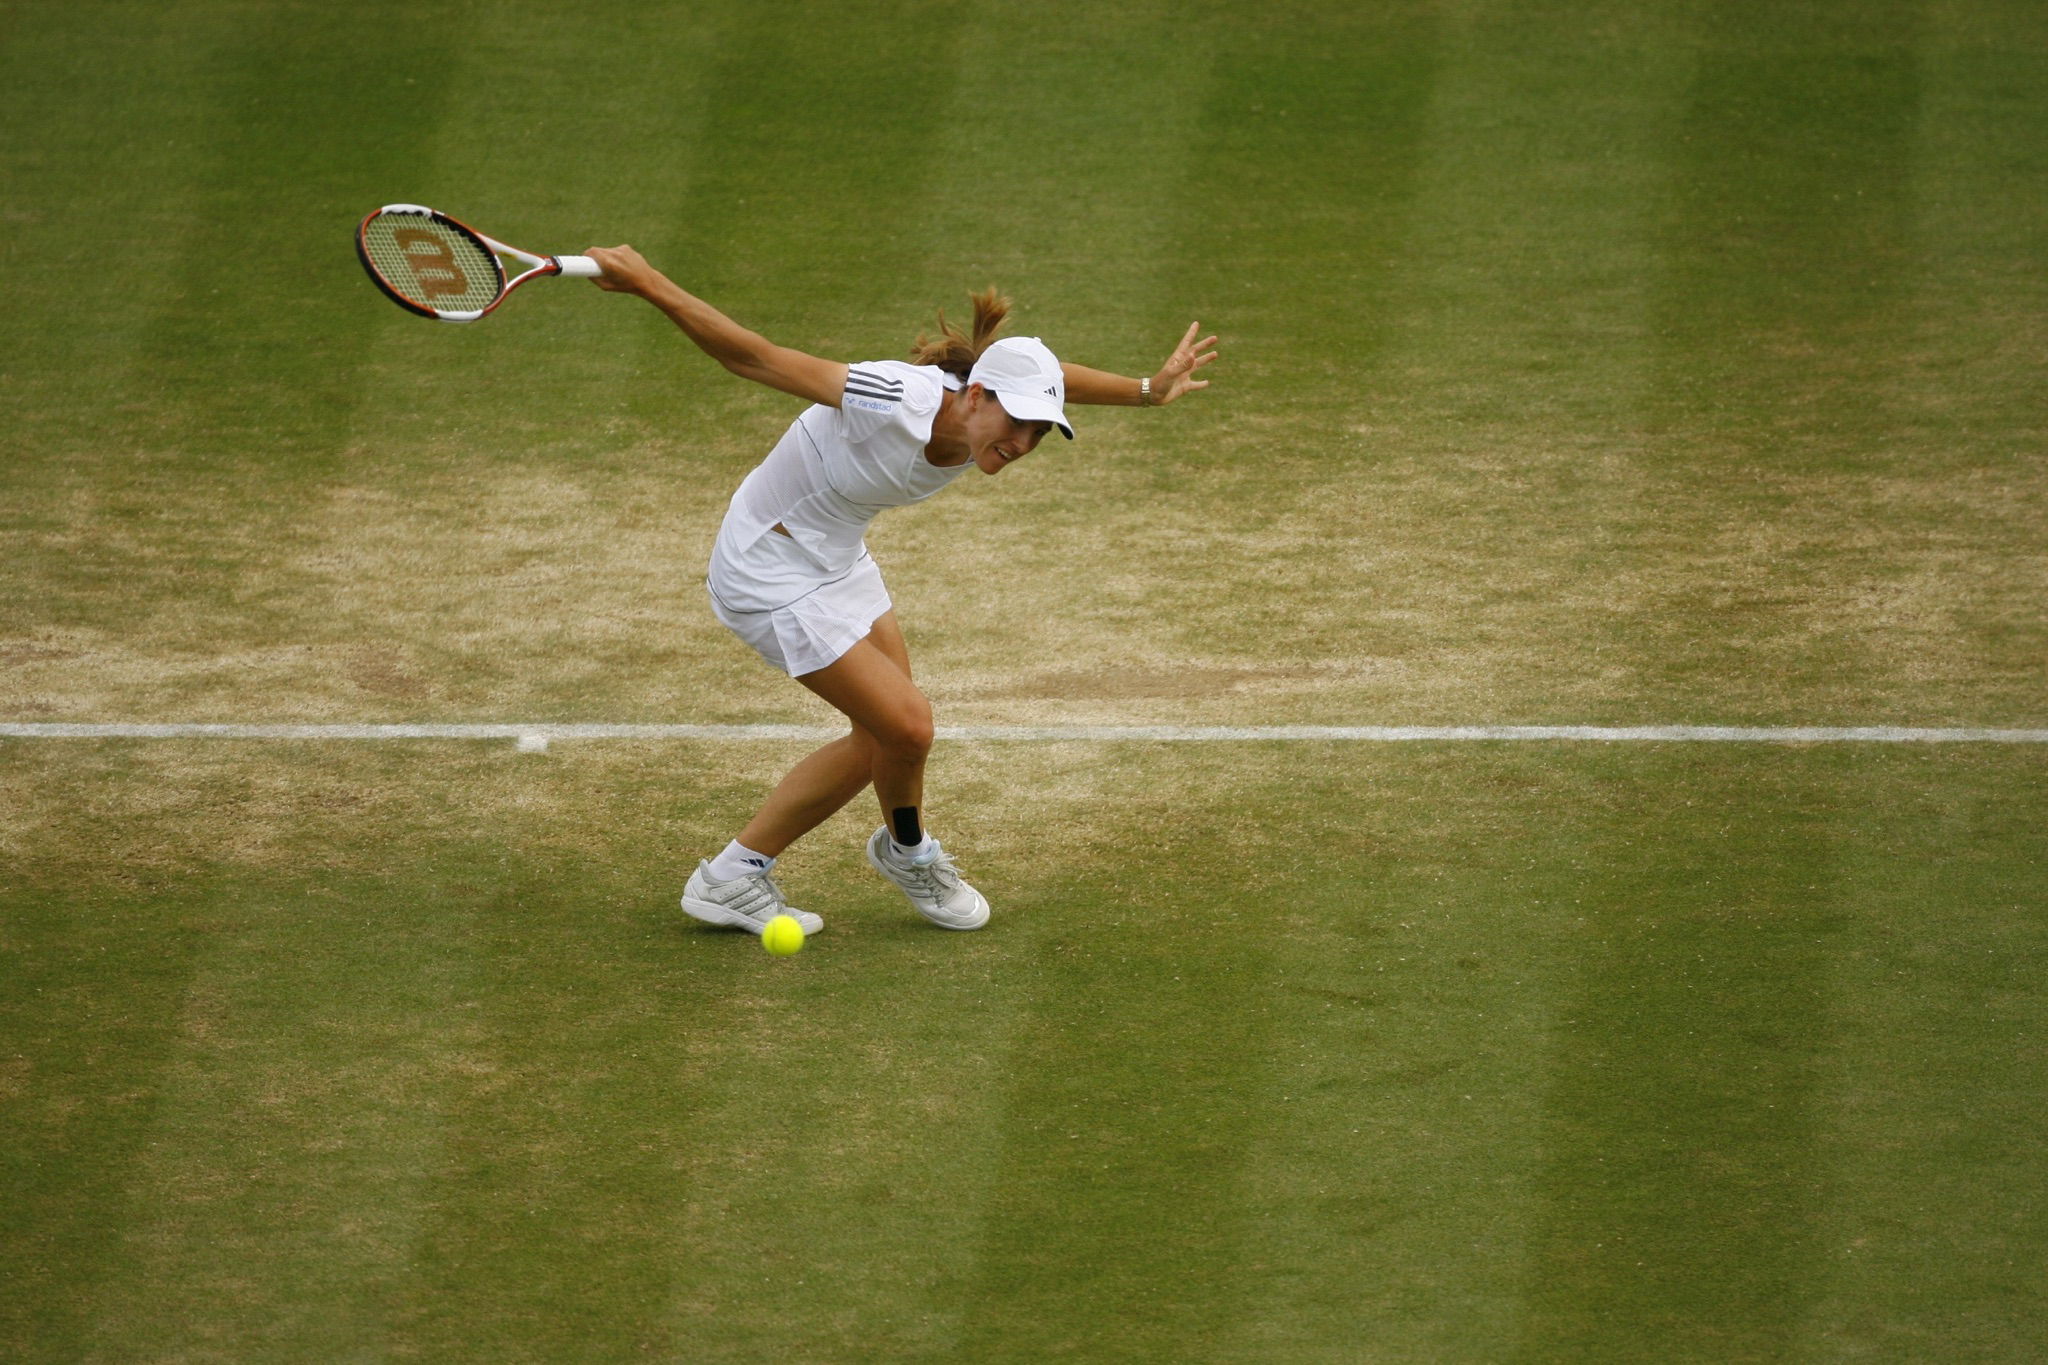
[842,365,905,413]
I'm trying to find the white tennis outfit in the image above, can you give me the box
[708,361,973,676]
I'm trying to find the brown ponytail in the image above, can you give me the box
[909,286,1013,380]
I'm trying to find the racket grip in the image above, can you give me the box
[554,255,604,278]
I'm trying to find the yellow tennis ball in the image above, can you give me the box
[761,914,805,956]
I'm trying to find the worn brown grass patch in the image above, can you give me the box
[4,375,2043,731]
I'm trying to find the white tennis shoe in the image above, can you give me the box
[681,861,823,937]
[865,828,990,931]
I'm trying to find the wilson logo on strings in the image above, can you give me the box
[394,228,467,298]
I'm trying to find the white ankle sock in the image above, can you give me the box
[709,840,776,881]
[890,832,938,864]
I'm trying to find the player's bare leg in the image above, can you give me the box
[737,612,926,855]
[727,611,987,929]
[683,615,919,937]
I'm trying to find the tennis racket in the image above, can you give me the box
[355,204,603,323]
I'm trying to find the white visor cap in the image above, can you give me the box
[969,336,1073,439]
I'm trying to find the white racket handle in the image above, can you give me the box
[554,255,604,278]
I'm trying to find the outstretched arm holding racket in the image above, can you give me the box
[355,209,1214,409]
[585,245,848,407]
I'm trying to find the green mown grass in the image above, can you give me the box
[3,1,2046,1360]
[4,744,2043,1360]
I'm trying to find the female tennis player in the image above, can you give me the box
[586,245,1216,938]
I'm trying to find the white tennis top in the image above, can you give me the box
[709,361,974,611]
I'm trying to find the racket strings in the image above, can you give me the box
[361,214,501,313]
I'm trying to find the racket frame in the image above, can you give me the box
[356,203,601,323]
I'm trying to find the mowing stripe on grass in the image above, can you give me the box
[2,723,2045,743]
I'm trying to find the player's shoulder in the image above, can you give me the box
[842,360,944,416]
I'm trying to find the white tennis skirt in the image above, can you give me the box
[707,531,892,678]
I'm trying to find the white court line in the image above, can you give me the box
[2,723,2046,743]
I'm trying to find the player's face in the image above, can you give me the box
[969,391,1052,475]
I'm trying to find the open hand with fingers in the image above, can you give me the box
[1149,322,1219,405]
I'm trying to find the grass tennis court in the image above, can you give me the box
[3,1,2045,1360]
